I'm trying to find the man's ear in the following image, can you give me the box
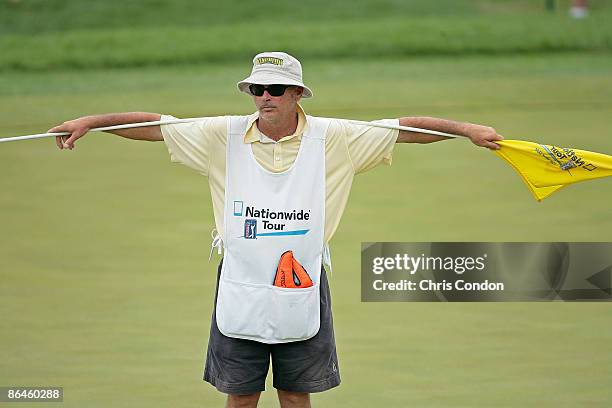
[293,86,304,100]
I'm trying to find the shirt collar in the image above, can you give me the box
[244,104,307,144]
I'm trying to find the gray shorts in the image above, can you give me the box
[203,260,341,395]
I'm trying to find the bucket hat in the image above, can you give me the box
[237,51,313,98]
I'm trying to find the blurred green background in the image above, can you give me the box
[0,0,610,407]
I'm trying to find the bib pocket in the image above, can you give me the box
[272,283,320,341]
[216,277,320,343]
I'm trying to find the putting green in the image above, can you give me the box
[1,53,610,407]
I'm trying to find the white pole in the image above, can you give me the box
[0,117,462,144]
[0,118,208,143]
[345,119,459,138]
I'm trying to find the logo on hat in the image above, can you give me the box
[255,57,284,66]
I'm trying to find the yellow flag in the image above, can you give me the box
[494,140,612,201]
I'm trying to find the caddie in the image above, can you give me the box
[49,51,503,408]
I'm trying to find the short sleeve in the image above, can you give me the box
[160,114,227,177]
[343,119,399,174]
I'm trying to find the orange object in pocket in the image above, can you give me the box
[274,251,314,288]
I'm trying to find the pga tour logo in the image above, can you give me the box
[244,219,257,239]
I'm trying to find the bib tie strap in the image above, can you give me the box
[209,228,224,261]
[323,244,333,276]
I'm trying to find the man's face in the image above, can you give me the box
[251,85,304,124]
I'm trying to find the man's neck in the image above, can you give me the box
[256,113,299,142]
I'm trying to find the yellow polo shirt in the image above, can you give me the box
[160,105,398,243]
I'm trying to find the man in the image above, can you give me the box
[50,51,502,408]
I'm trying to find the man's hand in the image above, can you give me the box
[462,123,504,150]
[48,118,92,150]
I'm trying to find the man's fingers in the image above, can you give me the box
[63,128,88,149]
[63,134,77,148]
[485,141,501,150]
[472,136,501,150]
[50,124,71,149]
[50,127,64,150]
[48,124,70,134]
[488,133,504,149]
[489,135,504,144]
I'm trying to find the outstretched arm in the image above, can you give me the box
[48,112,163,150]
[397,117,503,150]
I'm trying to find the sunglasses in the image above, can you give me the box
[249,84,291,97]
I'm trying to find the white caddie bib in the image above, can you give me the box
[215,115,329,344]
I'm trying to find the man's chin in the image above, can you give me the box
[259,109,278,120]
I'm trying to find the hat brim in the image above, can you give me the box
[237,73,313,98]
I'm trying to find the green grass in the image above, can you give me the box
[2,0,612,72]
[2,0,607,34]
[0,52,610,407]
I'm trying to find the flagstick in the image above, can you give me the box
[0,117,463,144]
[0,118,208,143]
[345,119,460,139]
